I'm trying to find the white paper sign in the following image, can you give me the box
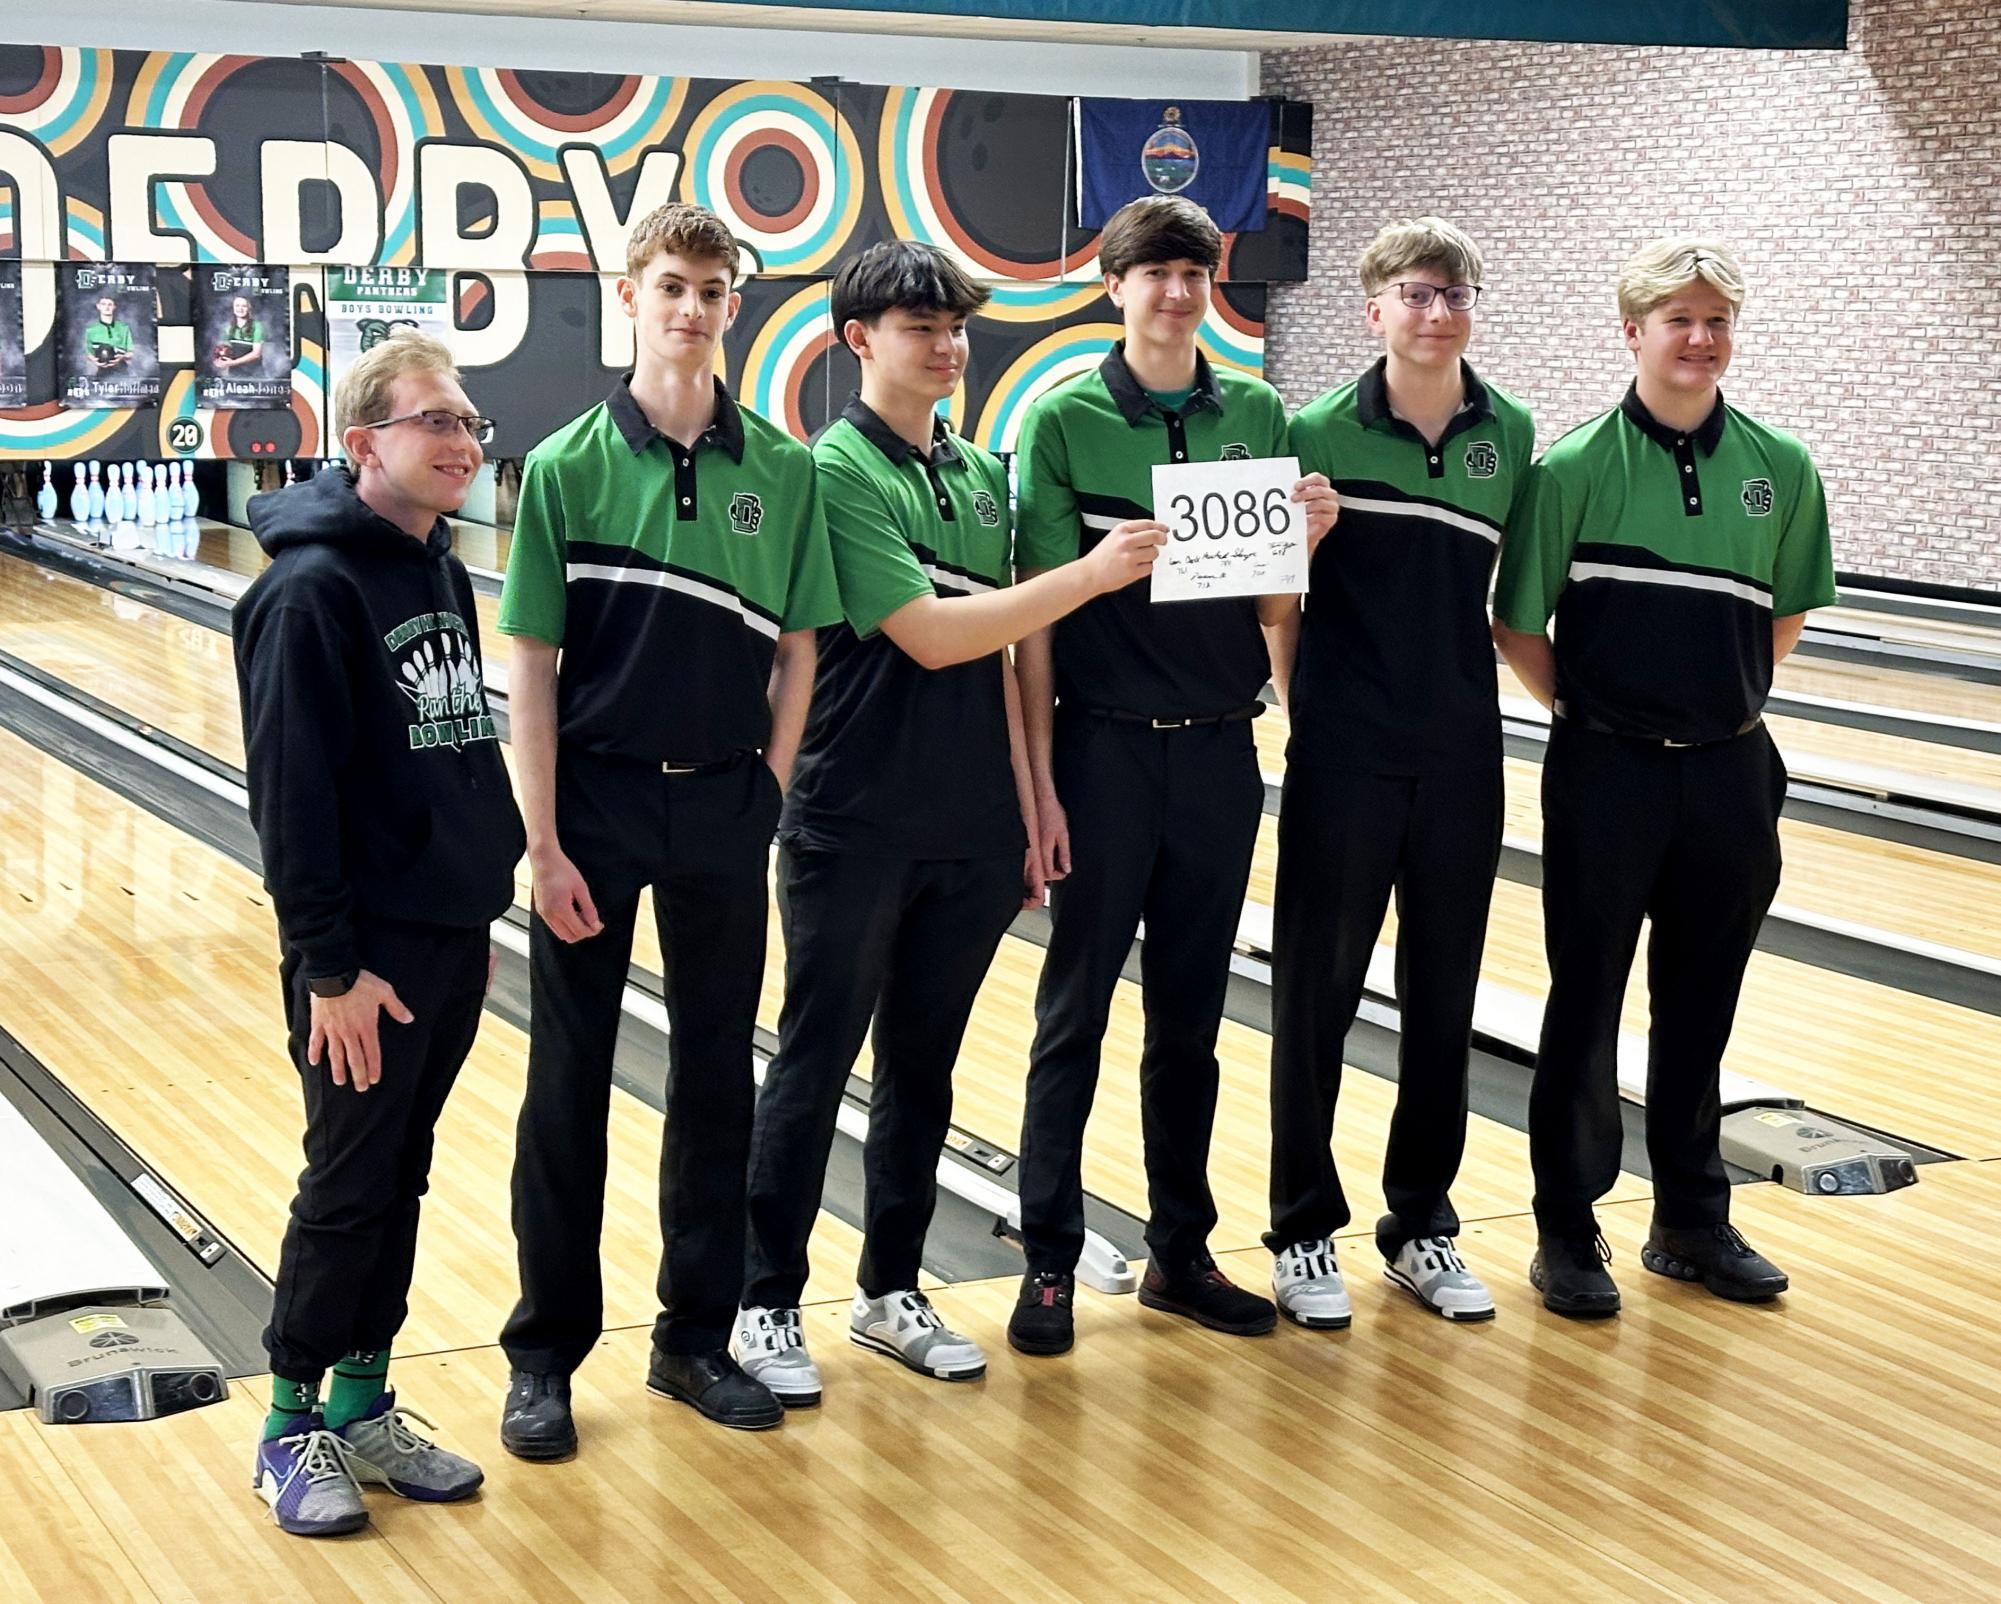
[1148,455,1308,603]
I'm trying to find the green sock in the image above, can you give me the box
[323,1348,391,1430]
[263,1376,320,1441]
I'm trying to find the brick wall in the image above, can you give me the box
[1262,0,2001,588]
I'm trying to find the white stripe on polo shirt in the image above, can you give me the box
[565,562,781,639]
[1566,560,1772,610]
[922,562,999,597]
[1338,493,1499,546]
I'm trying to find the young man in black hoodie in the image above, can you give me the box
[233,330,525,1537]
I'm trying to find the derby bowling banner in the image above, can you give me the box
[0,265,24,409]
[59,262,159,408]
[195,265,292,408]
[326,267,451,410]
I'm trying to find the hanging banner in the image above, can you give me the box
[326,267,451,418]
[1076,100,1272,233]
[61,263,161,410]
[196,265,293,410]
[0,264,25,410]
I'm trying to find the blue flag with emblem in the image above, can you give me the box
[1075,99,1270,234]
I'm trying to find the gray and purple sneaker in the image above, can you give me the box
[252,1415,368,1537]
[336,1391,484,1502]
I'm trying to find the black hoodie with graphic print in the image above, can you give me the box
[233,467,525,983]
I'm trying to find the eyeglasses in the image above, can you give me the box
[1383,282,1482,312]
[359,410,495,445]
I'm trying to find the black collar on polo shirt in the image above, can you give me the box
[1356,356,1494,433]
[840,393,963,468]
[1100,341,1224,426]
[1620,383,1726,457]
[606,373,747,463]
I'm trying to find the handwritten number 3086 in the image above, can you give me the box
[1166,487,1292,542]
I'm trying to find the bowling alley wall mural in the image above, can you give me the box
[0,47,1313,464]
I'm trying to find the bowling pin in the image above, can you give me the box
[87,461,105,522]
[138,461,156,528]
[69,463,89,523]
[37,461,59,521]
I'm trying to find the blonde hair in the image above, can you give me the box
[625,202,741,282]
[1357,218,1484,296]
[335,330,460,447]
[1617,238,1746,323]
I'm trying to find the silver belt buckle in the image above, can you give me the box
[1661,737,1694,750]
[661,760,701,775]
[1151,717,1190,730]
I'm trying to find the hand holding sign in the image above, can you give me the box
[1084,518,1168,594]
[1149,455,1309,602]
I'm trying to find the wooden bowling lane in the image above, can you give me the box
[18,1164,2001,1603]
[0,551,247,765]
[0,725,875,1368]
[1815,600,2001,659]
[1251,689,2001,964]
[22,550,1991,1219]
[1241,754,2001,965]
[1239,780,2001,1159]
[9,542,1983,1242]
[1486,662,2001,795]
[1,550,1622,1257]
[1776,651,2001,725]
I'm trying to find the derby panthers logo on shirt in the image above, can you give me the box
[383,612,499,751]
[729,491,764,536]
[1219,442,1252,461]
[972,489,1002,527]
[1465,441,1498,479]
[1741,478,1774,517]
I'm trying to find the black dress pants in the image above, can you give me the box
[502,747,781,1371]
[1530,720,1785,1237]
[1016,711,1264,1277]
[266,919,490,1381]
[1265,756,1502,1257]
[743,846,1022,1307]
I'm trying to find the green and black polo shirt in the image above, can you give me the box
[1288,357,1534,773]
[1015,344,1288,719]
[88,318,133,358]
[1494,386,1837,745]
[499,376,841,764]
[782,396,1025,861]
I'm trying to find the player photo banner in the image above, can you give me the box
[0,265,26,410]
[196,266,293,409]
[326,266,451,402]
[61,263,161,410]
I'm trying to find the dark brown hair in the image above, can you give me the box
[1097,195,1223,279]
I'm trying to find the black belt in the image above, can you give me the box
[658,749,756,775]
[1074,702,1264,731]
[1555,705,1762,750]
